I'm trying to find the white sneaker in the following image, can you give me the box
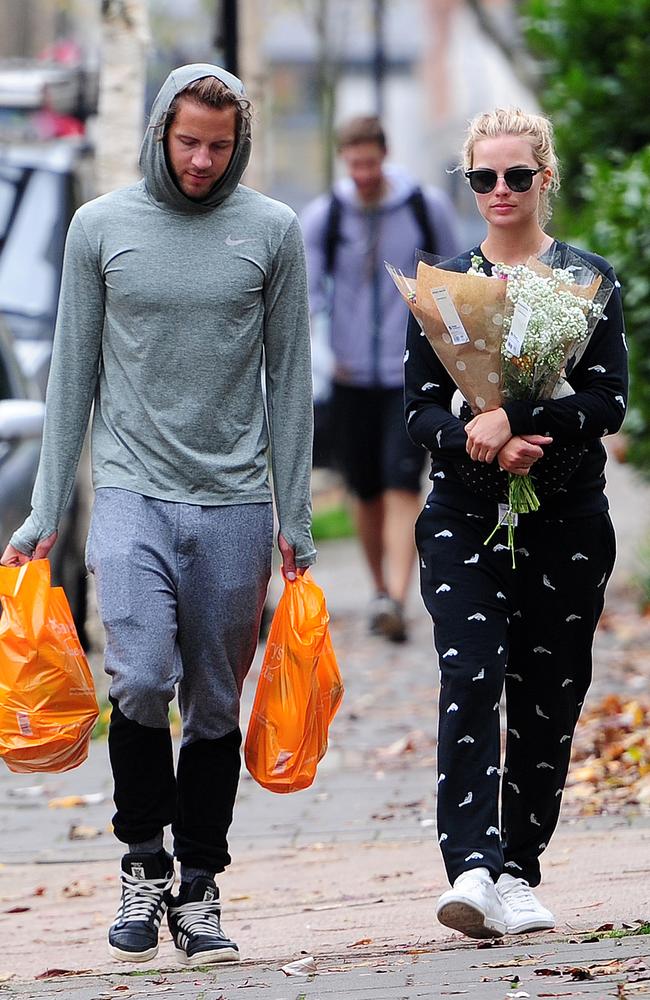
[496,873,556,933]
[436,868,506,939]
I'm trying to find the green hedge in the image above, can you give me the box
[578,149,650,468]
[524,0,650,472]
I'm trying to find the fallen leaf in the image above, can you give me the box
[534,968,562,976]
[481,959,541,969]
[0,974,15,984]
[48,792,105,808]
[49,795,88,808]
[281,955,317,977]
[568,967,594,981]
[68,824,102,840]
[36,969,92,979]
[5,906,30,913]
[349,938,373,947]
[62,880,96,898]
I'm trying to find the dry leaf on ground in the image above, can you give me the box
[61,879,96,898]
[68,824,102,840]
[281,955,318,976]
[566,691,650,816]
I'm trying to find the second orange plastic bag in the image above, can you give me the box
[245,571,343,793]
[0,559,99,773]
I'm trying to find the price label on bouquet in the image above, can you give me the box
[505,300,533,357]
[431,288,470,345]
[498,503,519,527]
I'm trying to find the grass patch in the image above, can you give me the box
[601,921,650,939]
[312,504,355,541]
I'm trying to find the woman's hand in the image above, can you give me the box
[465,408,512,463]
[497,434,553,475]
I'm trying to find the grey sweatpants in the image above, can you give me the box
[86,488,273,743]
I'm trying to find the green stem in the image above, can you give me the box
[483,474,541,568]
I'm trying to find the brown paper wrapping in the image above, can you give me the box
[414,262,507,413]
[387,260,506,413]
[387,255,603,416]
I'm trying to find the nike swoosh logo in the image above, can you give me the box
[226,235,255,246]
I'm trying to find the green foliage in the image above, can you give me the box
[524,0,650,212]
[312,504,356,541]
[524,0,650,472]
[601,921,650,938]
[579,149,650,468]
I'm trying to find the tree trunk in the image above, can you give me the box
[239,0,269,192]
[464,0,540,94]
[95,0,150,196]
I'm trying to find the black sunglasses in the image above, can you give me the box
[464,166,544,194]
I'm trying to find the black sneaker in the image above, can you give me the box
[107,850,175,963]
[167,877,240,966]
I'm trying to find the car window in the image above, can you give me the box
[0,349,12,401]
[0,168,64,321]
[0,174,17,236]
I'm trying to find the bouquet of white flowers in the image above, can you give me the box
[387,245,614,563]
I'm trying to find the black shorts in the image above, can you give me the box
[331,384,425,501]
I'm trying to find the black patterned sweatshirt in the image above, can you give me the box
[404,241,629,519]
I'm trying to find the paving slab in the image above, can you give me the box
[1,449,649,996]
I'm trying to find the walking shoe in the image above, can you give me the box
[436,867,506,939]
[167,876,240,966]
[368,593,407,643]
[496,873,556,933]
[108,850,175,962]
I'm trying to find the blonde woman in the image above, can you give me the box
[404,108,627,938]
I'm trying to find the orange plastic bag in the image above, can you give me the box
[245,571,343,793]
[0,559,98,773]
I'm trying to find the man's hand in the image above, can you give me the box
[0,531,58,567]
[497,435,552,476]
[278,532,306,581]
[465,408,512,463]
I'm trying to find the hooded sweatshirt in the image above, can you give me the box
[11,63,315,565]
[301,164,459,388]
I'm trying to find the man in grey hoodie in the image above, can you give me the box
[1,65,315,967]
[302,116,458,642]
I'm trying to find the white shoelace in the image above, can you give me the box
[115,871,172,925]
[171,899,226,939]
[499,878,537,913]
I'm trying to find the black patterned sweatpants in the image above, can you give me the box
[415,501,616,887]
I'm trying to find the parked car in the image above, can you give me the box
[0,62,96,646]
[0,139,93,394]
[0,316,88,645]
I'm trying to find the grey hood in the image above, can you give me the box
[139,62,251,214]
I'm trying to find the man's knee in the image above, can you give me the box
[110,674,176,729]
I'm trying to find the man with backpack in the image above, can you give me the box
[301,115,459,642]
